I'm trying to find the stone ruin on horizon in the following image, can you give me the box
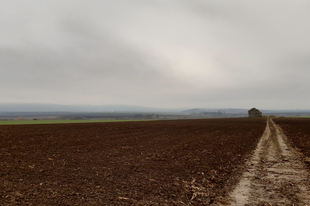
[248,108,263,117]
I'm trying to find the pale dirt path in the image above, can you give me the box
[214,119,310,205]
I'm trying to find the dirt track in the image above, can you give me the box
[274,118,310,161]
[219,119,310,205]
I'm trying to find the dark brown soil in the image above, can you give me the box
[0,118,266,205]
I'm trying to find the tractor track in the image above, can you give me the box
[221,119,310,205]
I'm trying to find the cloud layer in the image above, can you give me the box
[1,0,310,109]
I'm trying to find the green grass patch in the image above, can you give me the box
[0,119,155,125]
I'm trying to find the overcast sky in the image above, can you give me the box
[1,0,309,109]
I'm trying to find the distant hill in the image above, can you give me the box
[181,108,248,114]
[182,108,310,116]
[0,103,182,113]
[1,104,309,116]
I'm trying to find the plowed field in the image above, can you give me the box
[0,118,266,205]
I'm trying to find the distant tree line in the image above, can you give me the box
[134,113,159,119]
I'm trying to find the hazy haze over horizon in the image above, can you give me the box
[1,1,310,110]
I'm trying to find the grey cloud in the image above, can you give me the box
[0,26,177,104]
[1,0,310,109]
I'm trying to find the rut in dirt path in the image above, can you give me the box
[227,119,310,205]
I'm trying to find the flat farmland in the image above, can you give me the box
[273,118,310,159]
[0,118,266,205]
[0,119,154,126]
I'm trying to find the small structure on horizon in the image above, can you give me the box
[248,108,263,117]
